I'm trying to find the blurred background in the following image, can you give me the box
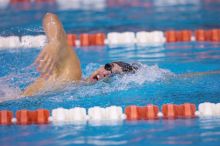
[0,0,220,35]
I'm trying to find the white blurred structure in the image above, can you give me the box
[0,0,9,9]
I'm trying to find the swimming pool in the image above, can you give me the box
[1,0,220,145]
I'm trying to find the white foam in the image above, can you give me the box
[0,81,21,103]
[118,64,173,85]
[66,63,174,98]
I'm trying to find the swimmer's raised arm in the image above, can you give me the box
[35,13,81,79]
[22,13,82,97]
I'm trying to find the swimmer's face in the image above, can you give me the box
[88,63,123,82]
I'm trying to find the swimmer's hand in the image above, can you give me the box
[34,43,60,79]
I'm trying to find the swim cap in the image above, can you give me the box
[112,61,139,73]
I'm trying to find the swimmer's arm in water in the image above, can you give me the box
[22,78,45,97]
[22,13,82,97]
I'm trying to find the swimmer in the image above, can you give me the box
[22,13,220,97]
[22,13,138,96]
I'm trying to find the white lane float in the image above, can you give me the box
[136,31,151,44]
[87,106,125,126]
[88,106,106,121]
[52,108,68,122]
[216,103,220,116]
[136,31,164,45]
[56,0,106,11]
[68,107,87,122]
[56,0,81,10]
[87,106,126,121]
[198,102,220,117]
[107,32,136,45]
[105,106,126,121]
[151,31,165,44]
[0,36,21,49]
[120,32,136,44]
[52,107,87,123]
[107,32,121,45]
[50,106,126,125]
[21,35,47,49]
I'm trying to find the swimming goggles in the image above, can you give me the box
[92,63,114,81]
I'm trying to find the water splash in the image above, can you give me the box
[0,65,38,102]
[0,80,21,102]
[60,63,174,99]
[0,62,174,102]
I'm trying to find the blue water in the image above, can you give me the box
[1,0,220,146]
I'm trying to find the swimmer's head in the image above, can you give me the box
[88,61,139,82]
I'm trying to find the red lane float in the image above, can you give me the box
[180,30,192,42]
[80,33,90,47]
[165,30,177,42]
[195,29,220,42]
[209,29,220,42]
[16,109,49,125]
[93,33,106,46]
[35,109,50,124]
[141,104,159,120]
[0,110,13,125]
[162,104,178,119]
[125,105,142,120]
[195,29,206,41]
[89,34,96,46]
[80,33,106,46]
[125,105,159,120]
[178,103,196,118]
[166,30,192,42]
[16,110,35,125]
[67,34,77,46]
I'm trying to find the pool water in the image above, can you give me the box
[1,0,220,146]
